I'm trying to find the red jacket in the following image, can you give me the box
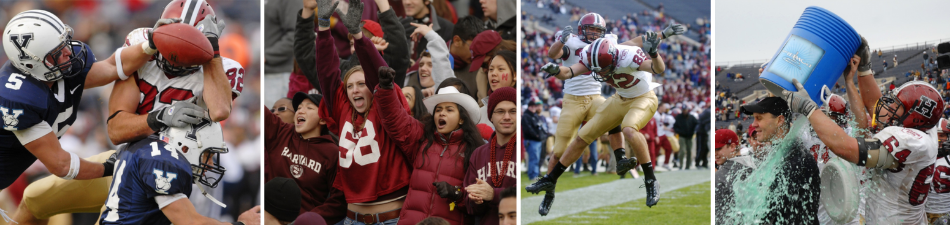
[376,87,471,225]
[264,107,346,224]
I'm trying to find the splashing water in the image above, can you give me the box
[725,116,808,224]
[720,114,875,224]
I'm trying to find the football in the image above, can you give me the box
[152,23,213,66]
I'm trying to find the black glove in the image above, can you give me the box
[341,0,364,35]
[316,0,340,28]
[939,141,950,159]
[102,152,118,177]
[378,66,395,89]
[433,181,462,200]
[147,101,204,131]
[147,18,183,52]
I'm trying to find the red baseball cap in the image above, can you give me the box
[715,129,739,149]
[362,20,384,38]
[469,30,502,72]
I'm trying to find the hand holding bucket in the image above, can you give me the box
[760,6,862,106]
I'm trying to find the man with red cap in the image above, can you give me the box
[714,128,754,222]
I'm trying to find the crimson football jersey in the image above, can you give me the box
[865,126,938,225]
[123,27,244,114]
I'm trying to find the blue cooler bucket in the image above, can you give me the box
[760,6,861,106]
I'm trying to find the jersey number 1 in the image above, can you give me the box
[104,160,128,222]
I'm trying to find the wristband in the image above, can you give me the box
[649,52,658,58]
[207,37,220,58]
[232,222,245,225]
[146,110,167,132]
[61,152,80,180]
[141,42,157,55]
[114,48,129,80]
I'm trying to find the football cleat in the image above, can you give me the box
[616,155,638,178]
[642,178,660,207]
[539,192,555,216]
[525,174,557,194]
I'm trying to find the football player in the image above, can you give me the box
[544,12,685,181]
[527,29,668,215]
[0,8,168,202]
[927,118,950,224]
[12,0,246,223]
[801,94,867,225]
[97,119,257,225]
[785,38,941,224]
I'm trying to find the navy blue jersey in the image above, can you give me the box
[99,136,194,225]
[0,42,95,189]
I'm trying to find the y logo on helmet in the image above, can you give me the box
[153,169,178,194]
[9,33,34,60]
[0,107,24,131]
[338,121,381,168]
[913,95,937,118]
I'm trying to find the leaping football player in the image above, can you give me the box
[527,21,675,214]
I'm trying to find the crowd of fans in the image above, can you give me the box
[263,0,519,224]
[0,0,262,224]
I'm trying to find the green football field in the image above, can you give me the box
[520,172,711,224]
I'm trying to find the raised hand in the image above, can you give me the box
[642,31,660,57]
[342,0,364,35]
[661,22,686,39]
[378,66,395,89]
[559,25,573,44]
[316,0,339,28]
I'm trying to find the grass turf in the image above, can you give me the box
[527,181,711,225]
[520,171,647,199]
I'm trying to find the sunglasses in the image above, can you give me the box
[271,106,292,113]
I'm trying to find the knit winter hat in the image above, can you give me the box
[488,87,517,118]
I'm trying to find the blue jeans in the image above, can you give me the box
[574,141,598,174]
[525,140,542,179]
[343,217,398,225]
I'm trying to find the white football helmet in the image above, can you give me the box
[160,118,228,188]
[3,10,86,82]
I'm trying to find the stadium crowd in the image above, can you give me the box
[263,0,519,224]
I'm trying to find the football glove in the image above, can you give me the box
[781,79,818,118]
[856,36,873,76]
[642,31,660,57]
[661,22,686,39]
[102,152,118,177]
[147,101,204,131]
[196,15,225,58]
[559,26,573,44]
[541,63,561,79]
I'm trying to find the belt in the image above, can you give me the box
[346,208,401,224]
